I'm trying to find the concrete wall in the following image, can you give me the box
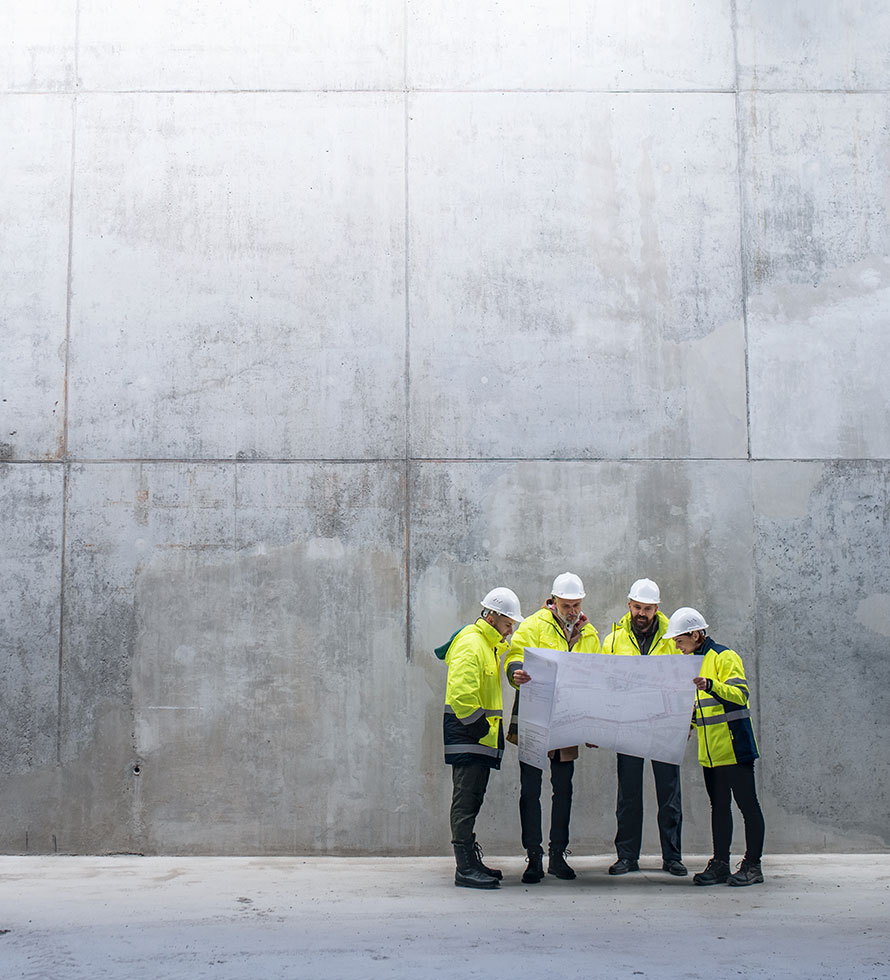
[2,1,888,855]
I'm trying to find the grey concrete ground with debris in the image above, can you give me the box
[1,854,887,980]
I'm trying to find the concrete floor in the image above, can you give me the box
[1,854,887,980]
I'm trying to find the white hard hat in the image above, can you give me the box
[551,572,585,600]
[664,607,709,639]
[628,578,660,604]
[480,587,524,623]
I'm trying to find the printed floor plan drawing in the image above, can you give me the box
[517,649,702,769]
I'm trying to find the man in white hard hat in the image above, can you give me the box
[504,573,600,883]
[602,578,687,877]
[664,607,765,887]
[441,587,524,889]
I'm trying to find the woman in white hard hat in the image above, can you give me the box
[664,607,765,887]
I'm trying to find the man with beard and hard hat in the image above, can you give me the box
[441,587,524,889]
[602,578,687,877]
[504,573,600,884]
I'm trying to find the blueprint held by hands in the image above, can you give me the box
[517,649,702,769]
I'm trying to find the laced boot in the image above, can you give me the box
[521,846,545,884]
[452,841,499,889]
[693,857,730,886]
[471,838,502,880]
[727,859,764,886]
[548,847,576,880]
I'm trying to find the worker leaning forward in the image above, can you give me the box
[504,573,600,884]
[664,607,766,887]
[602,578,687,877]
[441,587,524,889]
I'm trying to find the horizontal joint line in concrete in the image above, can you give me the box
[3,456,889,465]
[7,87,890,97]
[5,87,744,97]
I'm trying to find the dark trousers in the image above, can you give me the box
[702,761,765,864]
[450,764,491,843]
[519,757,574,852]
[614,753,683,862]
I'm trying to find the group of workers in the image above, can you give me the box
[440,575,766,891]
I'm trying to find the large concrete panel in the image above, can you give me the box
[409,93,746,460]
[742,94,890,459]
[0,96,71,460]
[0,464,64,779]
[411,459,755,855]
[753,461,890,849]
[68,93,406,461]
[78,0,404,91]
[408,0,734,91]
[0,2,76,92]
[737,0,890,91]
[41,461,407,854]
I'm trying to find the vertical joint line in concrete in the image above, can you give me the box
[730,0,752,462]
[56,89,79,764]
[63,97,78,461]
[730,2,761,729]
[403,14,412,661]
[57,466,70,765]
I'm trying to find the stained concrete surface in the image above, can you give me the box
[1,855,888,980]
[67,93,406,461]
[407,0,735,90]
[0,96,71,460]
[4,0,890,858]
[735,0,890,90]
[409,92,745,460]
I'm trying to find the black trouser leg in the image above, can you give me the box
[519,760,543,851]
[703,765,734,864]
[614,753,644,860]
[548,757,574,851]
[729,762,765,864]
[450,764,490,843]
[652,760,683,862]
[703,762,765,865]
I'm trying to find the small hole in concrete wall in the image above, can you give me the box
[133,765,141,775]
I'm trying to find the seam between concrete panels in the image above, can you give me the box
[8,456,890,465]
[731,0,761,733]
[8,87,890,100]
[8,86,890,97]
[730,0,752,465]
[403,1,413,663]
[55,91,79,764]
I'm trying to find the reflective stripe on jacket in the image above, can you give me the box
[693,637,759,768]
[502,605,600,759]
[601,610,678,657]
[443,618,505,768]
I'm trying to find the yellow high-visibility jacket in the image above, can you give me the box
[443,618,506,768]
[503,605,601,680]
[502,604,600,759]
[601,610,678,657]
[692,637,759,768]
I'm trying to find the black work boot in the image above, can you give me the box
[548,847,576,880]
[608,857,639,875]
[693,858,730,886]
[727,859,764,886]
[521,846,545,884]
[452,841,499,889]
[471,838,502,880]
